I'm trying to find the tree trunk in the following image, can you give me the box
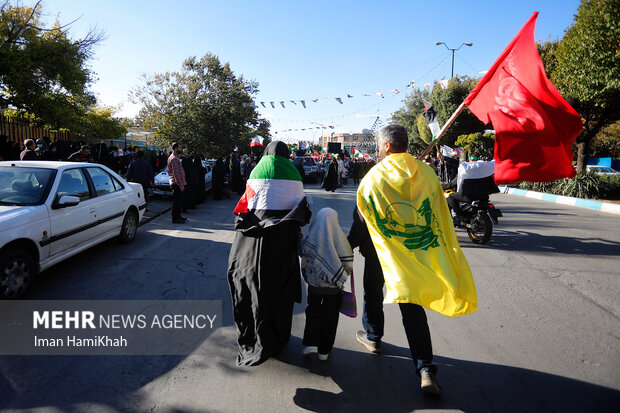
[576,141,589,172]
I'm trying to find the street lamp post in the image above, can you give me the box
[435,42,473,78]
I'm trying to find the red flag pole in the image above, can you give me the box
[417,100,466,160]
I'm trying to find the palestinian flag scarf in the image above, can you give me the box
[234,141,305,217]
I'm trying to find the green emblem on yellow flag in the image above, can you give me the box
[367,196,442,251]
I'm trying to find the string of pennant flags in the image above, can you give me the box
[254,54,452,111]
[254,79,452,110]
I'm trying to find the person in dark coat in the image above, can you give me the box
[350,158,361,185]
[20,139,38,160]
[0,135,14,161]
[230,153,245,194]
[40,142,62,161]
[181,156,198,209]
[227,141,311,366]
[127,151,154,207]
[322,157,339,192]
[67,145,94,162]
[212,157,226,200]
[193,156,206,204]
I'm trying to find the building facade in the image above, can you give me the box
[321,132,376,152]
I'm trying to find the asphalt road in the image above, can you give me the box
[1,182,619,412]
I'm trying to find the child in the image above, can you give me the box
[299,207,354,360]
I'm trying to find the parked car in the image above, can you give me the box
[586,165,619,175]
[153,160,213,196]
[0,161,146,299]
[294,156,319,183]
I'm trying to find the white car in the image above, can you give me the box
[586,165,619,175]
[0,161,146,299]
[153,160,213,196]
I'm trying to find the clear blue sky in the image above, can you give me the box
[44,0,581,143]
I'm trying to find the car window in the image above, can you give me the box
[0,166,55,206]
[86,167,117,195]
[57,169,91,200]
[111,176,125,191]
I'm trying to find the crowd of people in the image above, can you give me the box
[227,128,481,396]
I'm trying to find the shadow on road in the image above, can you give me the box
[290,340,620,413]
[467,230,620,256]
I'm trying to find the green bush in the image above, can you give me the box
[599,174,620,200]
[553,169,601,199]
[518,169,614,199]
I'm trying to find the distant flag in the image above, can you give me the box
[422,99,441,137]
[250,135,265,147]
[313,98,319,103]
[335,97,343,104]
[328,125,335,129]
[290,100,297,105]
[324,97,329,100]
[391,89,400,94]
[424,83,431,88]
[280,101,285,108]
[439,79,449,90]
[260,102,266,108]
[375,92,384,98]
[270,102,275,108]
[347,93,354,98]
[301,100,306,108]
[407,81,415,88]
[362,93,371,96]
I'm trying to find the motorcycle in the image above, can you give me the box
[445,191,502,245]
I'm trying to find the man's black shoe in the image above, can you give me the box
[172,218,187,223]
[356,330,381,354]
[420,368,442,395]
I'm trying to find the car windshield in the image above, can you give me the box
[0,166,56,206]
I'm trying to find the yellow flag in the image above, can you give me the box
[357,153,477,316]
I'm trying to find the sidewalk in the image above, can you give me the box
[138,196,172,226]
[498,186,620,216]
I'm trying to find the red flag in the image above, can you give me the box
[464,12,582,184]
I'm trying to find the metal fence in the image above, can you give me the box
[0,114,75,145]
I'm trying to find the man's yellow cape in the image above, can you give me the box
[357,153,477,316]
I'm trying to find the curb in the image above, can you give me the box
[138,207,172,227]
[498,186,620,216]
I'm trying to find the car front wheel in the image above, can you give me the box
[0,248,36,299]
[118,209,139,244]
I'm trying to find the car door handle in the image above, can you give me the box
[89,208,96,214]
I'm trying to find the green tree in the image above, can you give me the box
[454,132,495,160]
[428,77,485,145]
[82,106,129,141]
[590,120,620,158]
[537,39,560,79]
[394,78,486,155]
[416,114,432,144]
[131,54,266,157]
[0,1,103,129]
[552,0,620,171]
[393,88,431,154]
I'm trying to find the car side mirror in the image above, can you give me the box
[53,195,80,209]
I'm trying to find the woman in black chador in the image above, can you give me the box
[322,156,339,192]
[227,141,311,366]
[212,157,226,200]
